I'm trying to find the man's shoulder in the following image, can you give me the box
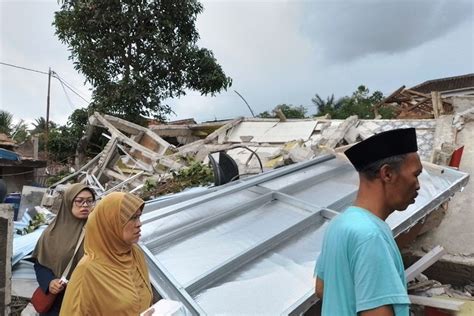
[329,207,383,240]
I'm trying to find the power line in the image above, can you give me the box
[1,61,91,104]
[52,72,90,104]
[55,73,77,111]
[0,61,49,75]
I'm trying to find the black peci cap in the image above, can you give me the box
[344,128,418,171]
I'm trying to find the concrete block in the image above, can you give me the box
[41,189,63,215]
[432,149,452,166]
[0,204,14,315]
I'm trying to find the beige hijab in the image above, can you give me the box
[32,183,95,277]
[60,192,152,316]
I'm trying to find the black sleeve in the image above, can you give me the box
[34,261,56,293]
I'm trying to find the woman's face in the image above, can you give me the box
[122,209,142,246]
[71,189,95,219]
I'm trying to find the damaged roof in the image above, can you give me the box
[139,154,469,315]
[411,73,474,94]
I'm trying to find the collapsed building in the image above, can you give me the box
[3,74,474,314]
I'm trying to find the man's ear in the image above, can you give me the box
[379,164,395,183]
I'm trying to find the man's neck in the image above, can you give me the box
[355,179,392,221]
[354,198,390,221]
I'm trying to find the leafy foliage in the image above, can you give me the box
[141,160,213,200]
[257,104,308,119]
[46,107,102,161]
[54,0,232,121]
[0,110,13,135]
[16,213,46,235]
[311,94,344,116]
[312,85,394,119]
[0,110,30,143]
[47,126,80,162]
[31,117,57,135]
[11,120,30,143]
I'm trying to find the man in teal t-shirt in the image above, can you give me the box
[315,128,423,315]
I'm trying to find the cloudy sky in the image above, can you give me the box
[1,0,473,127]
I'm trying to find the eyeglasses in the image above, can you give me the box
[73,198,95,207]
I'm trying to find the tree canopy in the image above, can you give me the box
[54,0,232,121]
[0,110,29,143]
[257,104,308,119]
[312,85,394,119]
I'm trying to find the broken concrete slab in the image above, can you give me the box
[226,119,317,143]
[17,186,47,222]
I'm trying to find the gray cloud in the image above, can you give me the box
[300,0,474,62]
[1,0,473,125]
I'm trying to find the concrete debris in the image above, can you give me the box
[453,107,474,131]
[17,186,47,221]
[47,109,470,199]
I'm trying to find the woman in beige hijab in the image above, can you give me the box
[32,183,96,316]
[60,192,153,316]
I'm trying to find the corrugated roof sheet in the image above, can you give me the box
[140,154,469,315]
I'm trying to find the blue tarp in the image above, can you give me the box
[0,148,20,161]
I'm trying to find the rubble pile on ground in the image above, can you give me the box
[48,106,468,201]
[374,85,454,119]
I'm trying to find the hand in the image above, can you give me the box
[48,278,65,294]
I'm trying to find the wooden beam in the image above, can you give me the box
[405,97,430,112]
[93,113,161,160]
[100,113,172,154]
[437,92,445,114]
[405,245,446,282]
[103,171,145,195]
[409,295,464,311]
[50,153,101,188]
[96,138,118,181]
[405,89,431,98]
[432,91,440,118]
[373,85,405,116]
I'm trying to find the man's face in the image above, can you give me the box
[388,153,423,211]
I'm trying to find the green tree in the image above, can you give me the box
[0,111,30,143]
[11,120,30,143]
[257,104,308,119]
[47,125,78,162]
[54,0,232,122]
[256,111,273,118]
[311,94,344,116]
[0,110,13,135]
[313,86,393,119]
[31,117,57,135]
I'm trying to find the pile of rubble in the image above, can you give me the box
[48,107,468,200]
[374,85,454,119]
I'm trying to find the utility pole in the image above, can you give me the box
[45,67,51,157]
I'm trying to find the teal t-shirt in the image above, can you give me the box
[315,206,410,315]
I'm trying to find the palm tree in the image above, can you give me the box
[11,120,30,143]
[0,110,13,135]
[31,117,57,135]
[311,93,344,115]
